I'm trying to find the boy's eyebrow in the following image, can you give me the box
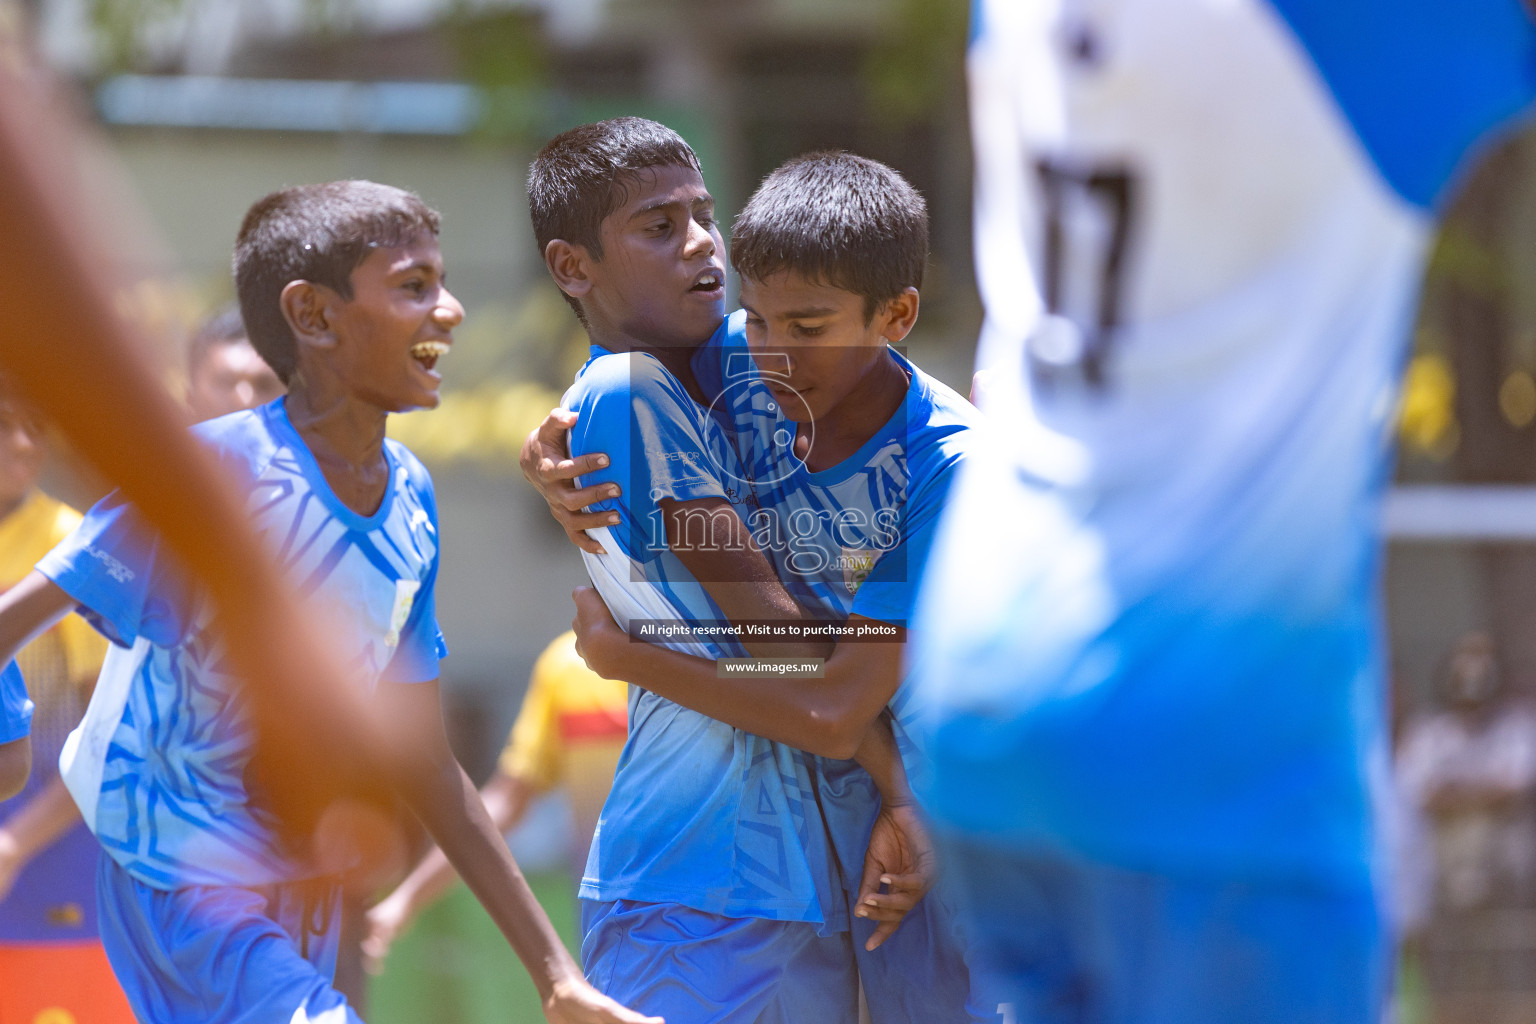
[389,259,442,277]
[629,192,716,220]
[777,306,840,319]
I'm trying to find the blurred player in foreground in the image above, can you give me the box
[0,181,658,1024]
[0,386,128,1022]
[185,303,285,421]
[363,630,627,966]
[909,1,1536,1021]
[0,14,405,853]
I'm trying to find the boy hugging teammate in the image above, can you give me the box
[526,121,986,1022]
[0,181,655,1024]
[529,117,920,1024]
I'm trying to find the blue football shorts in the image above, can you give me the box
[96,854,362,1024]
[582,898,860,1024]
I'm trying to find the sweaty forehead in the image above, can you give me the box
[614,164,710,218]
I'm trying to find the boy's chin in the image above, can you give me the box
[387,391,442,414]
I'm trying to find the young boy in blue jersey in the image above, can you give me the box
[524,120,932,1024]
[0,181,657,1024]
[525,143,987,1022]
[0,661,28,800]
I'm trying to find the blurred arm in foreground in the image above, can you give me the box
[0,34,384,840]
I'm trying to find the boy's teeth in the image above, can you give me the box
[410,341,449,360]
[410,340,449,371]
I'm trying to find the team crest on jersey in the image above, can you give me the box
[386,580,420,648]
[840,548,880,595]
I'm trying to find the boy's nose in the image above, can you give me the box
[433,288,465,327]
[684,217,716,257]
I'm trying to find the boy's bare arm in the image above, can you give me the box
[363,769,535,971]
[659,496,830,659]
[0,573,94,800]
[0,573,77,666]
[0,739,28,802]
[372,678,659,1024]
[0,773,81,899]
[574,588,900,760]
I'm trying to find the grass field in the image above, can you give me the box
[369,869,581,1024]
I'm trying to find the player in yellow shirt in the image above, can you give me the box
[362,631,627,966]
[0,388,130,1024]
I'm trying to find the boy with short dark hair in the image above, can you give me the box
[525,130,983,1020]
[526,119,936,1024]
[0,180,655,1024]
[563,151,988,1022]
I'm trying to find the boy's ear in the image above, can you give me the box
[279,280,339,350]
[544,239,595,301]
[877,287,921,344]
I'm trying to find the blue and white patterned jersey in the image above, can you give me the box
[909,0,1536,887]
[699,314,979,889]
[565,346,845,929]
[0,660,28,744]
[46,399,445,890]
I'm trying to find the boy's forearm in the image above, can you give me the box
[0,573,78,669]
[0,739,28,801]
[399,760,579,999]
[662,497,832,659]
[383,771,532,923]
[852,719,913,807]
[608,636,893,759]
[0,774,80,862]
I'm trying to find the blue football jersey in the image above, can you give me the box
[699,314,980,888]
[703,315,977,759]
[0,661,27,745]
[564,346,845,929]
[46,399,445,890]
[910,0,1536,888]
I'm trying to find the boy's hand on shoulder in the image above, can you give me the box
[545,973,664,1024]
[571,587,627,682]
[856,801,937,951]
[520,409,619,556]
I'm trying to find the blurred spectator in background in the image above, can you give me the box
[0,383,126,1022]
[1397,632,1536,1021]
[1399,633,1536,913]
[363,630,626,970]
[185,303,284,421]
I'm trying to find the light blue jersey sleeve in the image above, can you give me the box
[35,492,194,650]
[0,661,30,743]
[568,348,731,560]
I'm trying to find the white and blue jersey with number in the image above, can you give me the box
[44,399,445,890]
[0,660,28,744]
[564,345,845,929]
[910,0,1536,889]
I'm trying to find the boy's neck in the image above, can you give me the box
[588,323,709,405]
[283,383,391,516]
[801,347,910,473]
